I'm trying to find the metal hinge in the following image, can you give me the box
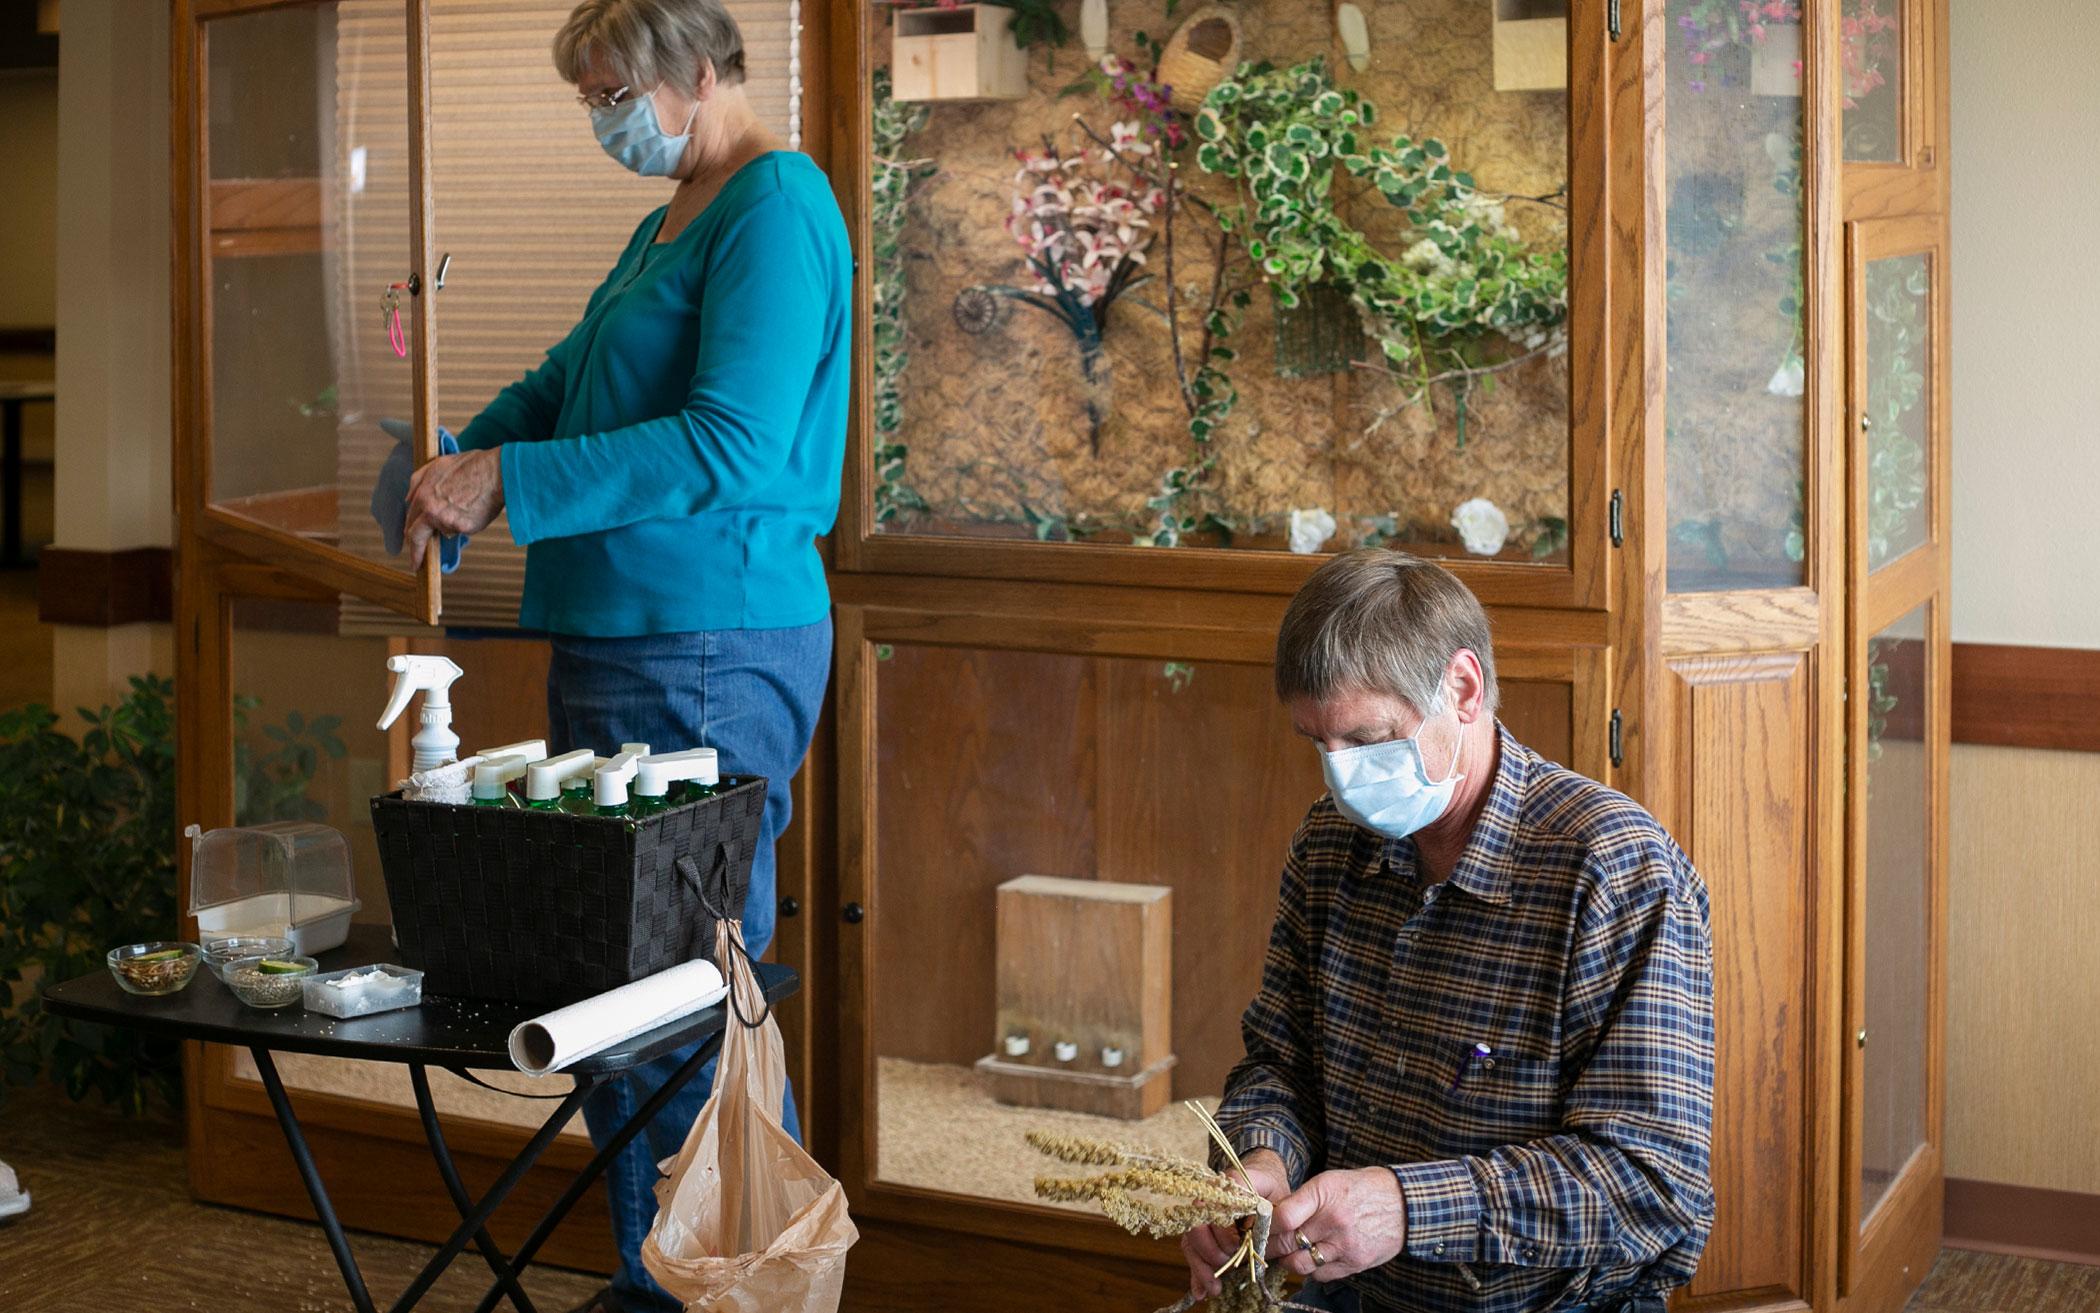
[1609,489,1624,547]
[1609,709,1624,769]
[1608,0,1623,41]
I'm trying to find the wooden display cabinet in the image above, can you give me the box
[816,2,1953,1312]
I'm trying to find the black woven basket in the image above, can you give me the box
[370,777,766,1006]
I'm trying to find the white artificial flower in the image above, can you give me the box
[1451,498,1510,556]
[1402,237,1455,280]
[1288,507,1337,555]
[1766,356,1805,397]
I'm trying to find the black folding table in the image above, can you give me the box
[44,924,796,1313]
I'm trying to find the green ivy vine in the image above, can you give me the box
[870,69,935,526]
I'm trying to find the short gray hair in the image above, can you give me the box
[554,0,747,90]
[1273,549,1499,715]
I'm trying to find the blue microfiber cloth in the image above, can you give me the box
[372,418,467,573]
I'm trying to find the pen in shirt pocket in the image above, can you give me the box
[1449,1041,1494,1091]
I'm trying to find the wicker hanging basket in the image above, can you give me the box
[1159,5,1242,112]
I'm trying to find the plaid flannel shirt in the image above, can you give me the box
[1217,724,1715,1313]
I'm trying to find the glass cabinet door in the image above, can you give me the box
[1843,214,1948,1286]
[1840,0,1907,163]
[1661,0,1811,592]
[191,0,439,623]
[859,1,1592,584]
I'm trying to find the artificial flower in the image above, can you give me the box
[1451,498,1511,556]
[1288,507,1336,555]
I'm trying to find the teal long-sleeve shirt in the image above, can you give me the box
[458,151,851,636]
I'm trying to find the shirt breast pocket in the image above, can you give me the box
[1440,1042,1563,1149]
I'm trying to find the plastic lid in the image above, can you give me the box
[471,754,531,801]
[474,738,547,764]
[594,750,643,807]
[619,741,652,756]
[185,821,356,928]
[525,750,597,802]
[634,748,719,798]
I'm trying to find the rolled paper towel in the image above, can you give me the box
[400,755,484,805]
[509,958,728,1076]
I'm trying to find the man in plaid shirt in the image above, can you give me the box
[1185,550,1715,1313]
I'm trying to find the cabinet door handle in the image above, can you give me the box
[842,902,865,925]
[779,896,801,918]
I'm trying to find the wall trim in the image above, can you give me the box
[1951,642,2100,754]
[37,546,174,626]
[1943,1177,2100,1267]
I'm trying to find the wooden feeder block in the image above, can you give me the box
[1491,0,1567,92]
[975,875,1176,1120]
[1159,5,1242,112]
[890,3,1029,103]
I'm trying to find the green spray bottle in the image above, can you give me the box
[591,749,646,818]
[470,754,533,808]
[630,748,719,817]
[471,739,547,806]
[524,750,597,811]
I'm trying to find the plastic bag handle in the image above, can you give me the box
[676,847,769,1030]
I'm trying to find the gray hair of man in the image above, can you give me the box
[554,0,747,90]
[1273,548,1500,718]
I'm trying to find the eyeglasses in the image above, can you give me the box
[575,84,636,111]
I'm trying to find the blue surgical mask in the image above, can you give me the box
[591,87,696,177]
[1320,712,1464,841]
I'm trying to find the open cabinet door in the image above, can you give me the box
[1839,211,1950,1313]
[177,0,442,627]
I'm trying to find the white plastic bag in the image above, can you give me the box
[641,921,857,1312]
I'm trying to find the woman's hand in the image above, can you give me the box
[1181,1148,1293,1299]
[403,447,505,562]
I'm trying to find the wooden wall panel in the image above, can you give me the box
[870,646,1098,1067]
[1668,652,1815,1309]
[1093,661,1321,1098]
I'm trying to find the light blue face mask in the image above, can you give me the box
[591,87,696,178]
[1320,710,1465,841]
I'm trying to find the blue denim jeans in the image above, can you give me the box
[546,618,832,1313]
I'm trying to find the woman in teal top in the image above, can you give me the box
[401,4,847,1310]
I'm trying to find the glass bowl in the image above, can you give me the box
[222,954,319,1010]
[106,942,203,996]
[201,935,296,980]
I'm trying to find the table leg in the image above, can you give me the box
[467,1032,725,1313]
[409,1064,540,1313]
[389,1076,599,1313]
[3,399,22,566]
[251,1047,380,1313]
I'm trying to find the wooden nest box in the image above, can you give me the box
[976,876,1176,1120]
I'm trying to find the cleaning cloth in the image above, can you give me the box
[372,418,468,573]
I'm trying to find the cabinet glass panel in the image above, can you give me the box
[1859,602,1930,1225]
[1663,0,1808,591]
[225,600,576,1130]
[1841,0,1904,163]
[1863,253,1930,572]
[867,642,1575,1204]
[203,2,417,579]
[867,2,1574,563]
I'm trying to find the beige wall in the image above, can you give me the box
[50,0,176,711]
[1944,0,2100,1195]
[0,69,59,329]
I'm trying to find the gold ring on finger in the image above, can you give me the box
[1309,1243,1330,1267]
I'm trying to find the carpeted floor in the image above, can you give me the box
[0,1079,2093,1311]
[0,1083,607,1312]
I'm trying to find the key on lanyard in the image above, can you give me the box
[380,281,411,359]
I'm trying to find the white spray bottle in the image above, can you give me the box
[378,654,465,773]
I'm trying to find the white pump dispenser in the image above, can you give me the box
[634,748,720,799]
[593,750,644,809]
[472,754,533,804]
[378,655,465,772]
[475,738,548,764]
[525,750,598,804]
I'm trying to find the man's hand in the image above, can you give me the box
[403,447,504,562]
[1265,1166,1408,1282]
[1180,1148,1292,1299]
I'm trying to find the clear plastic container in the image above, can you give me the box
[186,822,360,956]
[201,934,295,980]
[301,963,424,1019]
